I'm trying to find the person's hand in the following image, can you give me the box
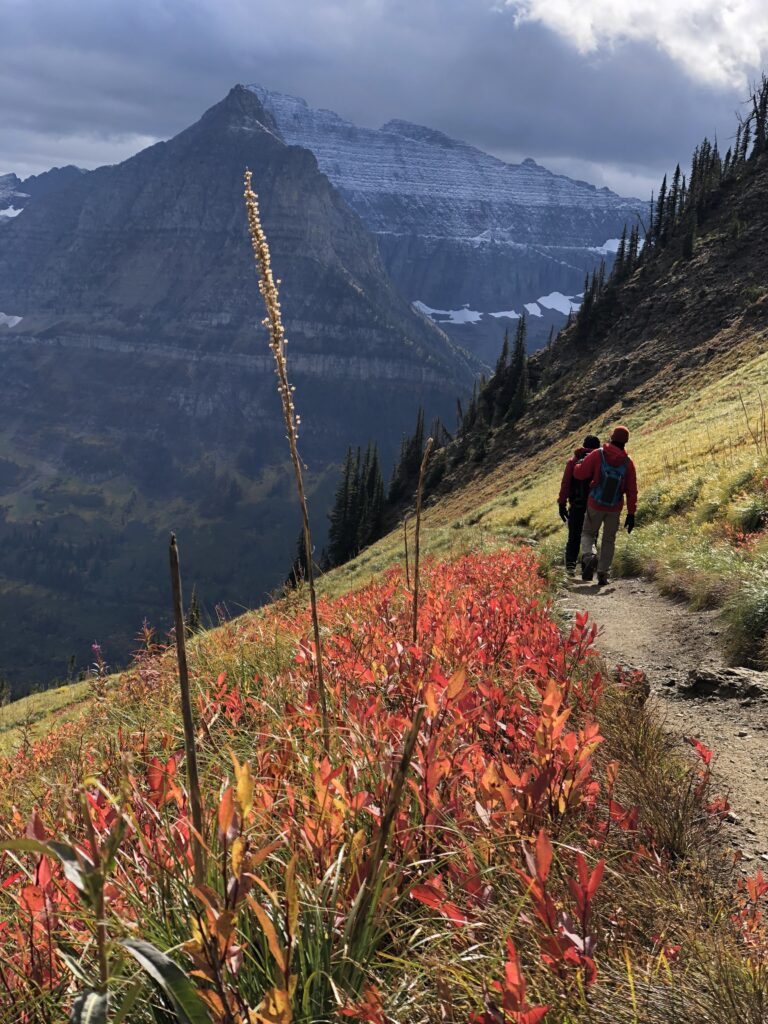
[558,503,569,523]
[625,513,635,534]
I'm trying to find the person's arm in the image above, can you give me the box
[558,460,574,504]
[572,449,597,481]
[624,459,638,514]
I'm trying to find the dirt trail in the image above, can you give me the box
[558,576,768,868]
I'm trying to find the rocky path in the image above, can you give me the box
[558,576,768,868]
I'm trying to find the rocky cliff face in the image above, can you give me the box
[0,86,475,693]
[0,166,86,219]
[249,86,646,360]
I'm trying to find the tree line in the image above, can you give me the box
[571,74,768,345]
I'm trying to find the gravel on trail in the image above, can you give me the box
[559,575,768,869]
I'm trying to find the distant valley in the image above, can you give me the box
[0,84,643,693]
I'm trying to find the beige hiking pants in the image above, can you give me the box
[580,506,621,574]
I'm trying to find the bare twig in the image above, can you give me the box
[739,390,762,455]
[411,437,434,645]
[403,514,411,590]
[169,534,206,886]
[244,170,330,753]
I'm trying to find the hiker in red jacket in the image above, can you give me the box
[572,425,637,586]
[557,434,600,574]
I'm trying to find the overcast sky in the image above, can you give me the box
[2,0,767,197]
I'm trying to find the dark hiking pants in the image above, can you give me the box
[565,504,586,568]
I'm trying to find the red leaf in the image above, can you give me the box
[535,829,553,885]
[410,882,468,926]
[687,737,713,765]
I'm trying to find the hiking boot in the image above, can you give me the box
[597,571,609,587]
[581,554,597,581]
[565,561,577,577]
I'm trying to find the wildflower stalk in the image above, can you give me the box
[411,437,434,645]
[169,533,206,886]
[243,170,330,754]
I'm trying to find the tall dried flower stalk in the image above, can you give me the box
[411,437,433,644]
[243,170,330,753]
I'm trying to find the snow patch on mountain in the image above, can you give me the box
[413,301,483,325]
[0,313,22,328]
[537,291,582,314]
[589,238,621,255]
[416,289,582,328]
[0,207,22,219]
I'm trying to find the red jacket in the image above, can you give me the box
[573,442,638,514]
[557,446,589,504]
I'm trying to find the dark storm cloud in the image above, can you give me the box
[0,0,749,195]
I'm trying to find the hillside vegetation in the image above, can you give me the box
[2,548,767,1023]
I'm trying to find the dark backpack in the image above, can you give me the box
[590,450,629,508]
[569,455,591,507]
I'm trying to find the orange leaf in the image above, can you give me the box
[218,786,238,842]
[233,755,255,818]
[249,986,292,1024]
[285,855,299,945]
[247,895,288,974]
[446,665,467,700]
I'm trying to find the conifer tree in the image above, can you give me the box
[357,443,385,551]
[628,224,639,268]
[327,447,355,566]
[388,408,425,502]
[654,174,667,245]
[505,315,529,422]
[614,225,627,278]
[285,527,311,588]
[667,164,681,237]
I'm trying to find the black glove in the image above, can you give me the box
[558,503,569,523]
[625,513,635,534]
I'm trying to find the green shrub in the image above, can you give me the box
[727,492,768,533]
[722,565,768,667]
[720,464,761,504]
[613,541,645,577]
[695,497,721,524]
[636,487,665,526]
[665,477,704,517]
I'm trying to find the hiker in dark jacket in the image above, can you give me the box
[573,425,637,586]
[557,434,600,573]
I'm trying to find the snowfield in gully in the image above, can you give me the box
[0,549,765,1022]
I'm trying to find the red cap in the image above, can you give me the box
[611,425,630,445]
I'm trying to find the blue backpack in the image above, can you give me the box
[590,450,629,508]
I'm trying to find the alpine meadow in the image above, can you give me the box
[1,6,768,1024]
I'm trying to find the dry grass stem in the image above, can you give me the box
[411,437,434,644]
[403,514,411,590]
[169,533,206,885]
[243,170,330,753]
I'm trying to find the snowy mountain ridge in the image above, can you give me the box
[247,85,641,241]
[247,85,645,360]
